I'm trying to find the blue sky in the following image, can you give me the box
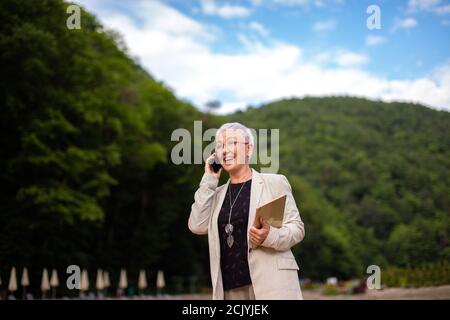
[76,0,450,113]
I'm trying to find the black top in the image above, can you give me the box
[218,179,252,291]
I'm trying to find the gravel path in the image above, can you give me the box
[157,285,450,300]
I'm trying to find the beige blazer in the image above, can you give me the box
[188,168,305,300]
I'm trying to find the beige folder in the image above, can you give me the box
[253,194,286,229]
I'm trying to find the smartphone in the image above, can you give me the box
[209,152,222,173]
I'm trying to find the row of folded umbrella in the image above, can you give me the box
[2,267,166,298]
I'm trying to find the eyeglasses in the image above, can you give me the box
[215,139,248,151]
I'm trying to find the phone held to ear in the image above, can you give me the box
[209,152,222,173]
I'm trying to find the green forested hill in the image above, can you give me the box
[228,97,450,279]
[0,0,213,291]
[0,0,448,295]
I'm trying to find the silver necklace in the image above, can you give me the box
[225,179,248,248]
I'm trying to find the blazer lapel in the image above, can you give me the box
[210,179,229,293]
[211,179,229,258]
[247,169,264,242]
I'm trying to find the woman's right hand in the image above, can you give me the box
[205,154,222,178]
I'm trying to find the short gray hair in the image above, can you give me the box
[215,122,254,146]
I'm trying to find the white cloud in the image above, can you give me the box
[250,0,264,5]
[335,52,370,67]
[398,17,418,28]
[311,50,370,69]
[273,0,343,6]
[435,4,450,14]
[313,19,336,31]
[409,0,441,10]
[217,101,248,115]
[201,0,251,18]
[408,0,450,14]
[311,49,370,68]
[75,0,450,113]
[381,62,450,108]
[312,51,332,64]
[391,17,418,32]
[249,21,270,36]
[274,0,311,5]
[366,35,386,46]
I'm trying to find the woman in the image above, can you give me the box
[188,122,305,300]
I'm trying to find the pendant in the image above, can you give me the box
[225,223,233,234]
[227,234,234,248]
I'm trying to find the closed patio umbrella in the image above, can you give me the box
[138,269,147,295]
[103,271,110,289]
[8,267,18,298]
[118,269,127,297]
[50,269,59,299]
[96,269,104,297]
[156,270,165,295]
[21,267,30,299]
[41,268,50,299]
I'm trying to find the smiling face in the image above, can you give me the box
[215,129,252,174]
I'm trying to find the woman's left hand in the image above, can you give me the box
[249,217,270,246]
